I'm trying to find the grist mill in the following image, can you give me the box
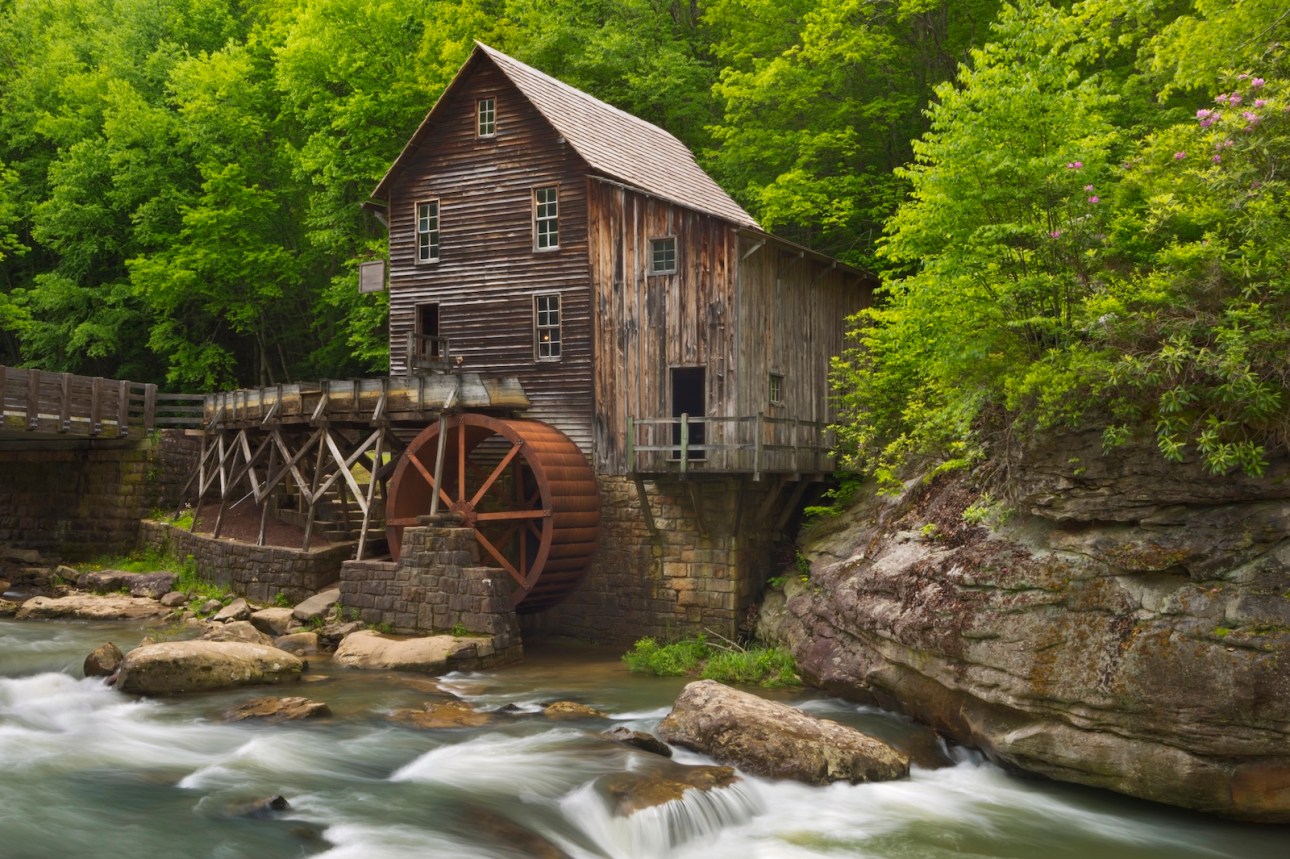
[173,43,873,645]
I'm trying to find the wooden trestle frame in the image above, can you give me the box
[179,375,531,560]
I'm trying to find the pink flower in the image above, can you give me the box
[1088,196,1099,204]
[1173,151,1186,160]
[1084,184,1095,191]
[1049,230,1062,238]
[1242,111,1260,124]
[1230,93,1243,105]
[1216,93,1230,104]
[1066,161,1083,169]
[1196,108,1213,120]
[1212,154,1222,163]
[1254,99,1268,108]
[1238,73,1250,81]
[1251,78,1265,88]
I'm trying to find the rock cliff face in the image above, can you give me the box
[759,431,1290,821]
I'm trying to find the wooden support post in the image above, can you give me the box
[302,426,328,551]
[143,384,157,432]
[632,476,661,543]
[754,477,787,527]
[679,413,689,478]
[117,379,129,436]
[258,440,277,547]
[59,373,71,432]
[685,481,708,536]
[753,411,764,481]
[774,480,811,532]
[356,427,385,562]
[26,368,40,430]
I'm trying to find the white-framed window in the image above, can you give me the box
[477,97,496,138]
[534,293,562,360]
[649,236,677,274]
[534,186,559,250]
[415,199,440,263]
[769,372,784,405]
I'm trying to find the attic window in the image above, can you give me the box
[416,200,440,263]
[649,237,677,274]
[477,97,496,138]
[534,186,559,250]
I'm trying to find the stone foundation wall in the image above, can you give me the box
[0,429,201,560]
[521,475,789,645]
[340,527,522,659]
[139,520,350,604]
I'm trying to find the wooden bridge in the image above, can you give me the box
[0,366,202,444]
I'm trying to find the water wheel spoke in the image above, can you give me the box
[475,509,547,522]
[469,441,523,507]
[387,516,423,527]
[526,520,543,541]
[406,448,453,510]
[474,529,525,587]
[456,420,467,503]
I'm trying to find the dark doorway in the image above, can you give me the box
[670,366,705,459]
[415,303,440,363]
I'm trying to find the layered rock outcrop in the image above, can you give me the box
[760,433,1290,821]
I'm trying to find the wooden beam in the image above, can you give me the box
[774,480,811,532]
[632,477,661,543]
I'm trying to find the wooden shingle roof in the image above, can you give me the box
[372,43,759,229]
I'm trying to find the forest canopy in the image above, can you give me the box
[1,0,1286,477]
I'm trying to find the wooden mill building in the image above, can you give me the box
[365,43,873,641]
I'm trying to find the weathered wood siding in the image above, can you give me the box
[587,181,739,473]
[385,57,594,453]
[733,239,871,441]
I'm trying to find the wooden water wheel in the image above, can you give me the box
[384,414,600,612]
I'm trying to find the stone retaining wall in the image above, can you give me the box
[139,520,350,604]
[340,526,521,660]
[521,475,790,645]
[0,430,200,559]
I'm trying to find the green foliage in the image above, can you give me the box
[833,0,1290,482]
[621,634,801,688]
[451,621,467,637]
[273,591,291,608]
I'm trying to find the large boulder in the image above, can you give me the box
[76,570,177,599]
[83,642,125,678]
[116,641,303,695]
[212,598,253,623]
[390,699,494,729]
[16,594,170,621]
[250,607,296,636]
[292,588,340,623]
[761,466,1290,822]
[200,620,272,646]
[657,680,908,785]
[598,763,740,816]
[332,630,460,672]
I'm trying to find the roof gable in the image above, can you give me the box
[372,43,758,229]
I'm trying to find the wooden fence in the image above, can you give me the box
[0,366,204,438]
[626,413,835,478]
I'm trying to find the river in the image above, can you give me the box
[1,616,1286,859]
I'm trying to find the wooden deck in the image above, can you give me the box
[0,365,203,442]
[626,414,835,478]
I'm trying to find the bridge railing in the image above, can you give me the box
[0,366,204,437]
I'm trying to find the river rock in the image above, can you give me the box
[599,763,740,816]
[390,698,494,729]
[657,680,909,785]
[76,570,177,599]
[224,696,331,723]
[160,591,188,608]
[542,700,607,720]
[292,588,340,623]
[760,466,1290,821]
[200,620,272,646]
[83,642,125,678]
[600,726,673,758]
[0,545,44,565]
[466,806,572,859]
[198,598,222,615]
[250,607,296,636]
[116,641,303,694]
[0,598,17,617]
[16,593,171,621]
[227,795,291,818]
[274,631,321,655]
[333,630,462,672]
[212,598,253,623]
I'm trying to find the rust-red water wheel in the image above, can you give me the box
[385,414,600,612]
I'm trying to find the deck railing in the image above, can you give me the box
[0,365,205,437]
[626,413,835,477]
[403,332,453,372]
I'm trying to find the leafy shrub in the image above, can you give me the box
[622,635,800,687]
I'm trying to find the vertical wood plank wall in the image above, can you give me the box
[385,58,595,453]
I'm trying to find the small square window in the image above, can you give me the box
[534,186,559,250]
[534,293,561,360]
[416,200,439,263]
[649,237,677,274]
[769,373,784,405]
[477,97,496,137]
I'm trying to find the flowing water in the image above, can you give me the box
[1,616,1286,859]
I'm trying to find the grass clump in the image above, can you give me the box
[622,633,800,688]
